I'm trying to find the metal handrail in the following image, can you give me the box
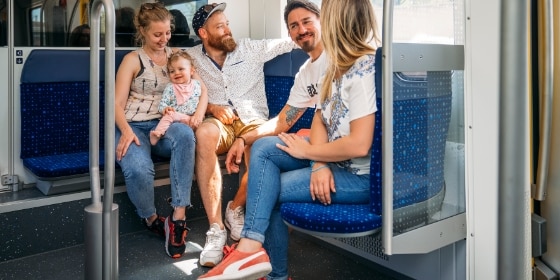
[89,0,116,278]
[533,0,554,201]
[381,0,395,255]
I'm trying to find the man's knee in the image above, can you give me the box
[196,123,220,149]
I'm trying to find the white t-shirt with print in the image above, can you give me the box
[287,51,327,109]
[320,54,377,175]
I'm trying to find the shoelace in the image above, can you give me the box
[222,243,237,260]
[206,228,224,245]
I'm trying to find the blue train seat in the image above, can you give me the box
[264,49,314,133]
[280,48,451,237]
[19,49,310,195]
[20,49,128,178]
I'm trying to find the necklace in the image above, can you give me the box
[144,48,167,65]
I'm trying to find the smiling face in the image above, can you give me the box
[168,57,194,84]
[200,11,237,52]
[287,7,321,54]
[141,20,172,51]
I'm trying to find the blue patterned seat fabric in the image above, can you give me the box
[280,48,452,237]
[20,49,126,178]
[264,49,314,133]
[20,49,311,179]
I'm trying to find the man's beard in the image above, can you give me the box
[208,33,237,52]
[297,32,316,53]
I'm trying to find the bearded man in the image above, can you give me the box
[185,3,297,267]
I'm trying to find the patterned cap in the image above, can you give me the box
[192,3,227,37]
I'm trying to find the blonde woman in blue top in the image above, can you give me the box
[198,0,381,279]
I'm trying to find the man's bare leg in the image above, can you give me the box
[196,122,228,267]
[195,122,224,229]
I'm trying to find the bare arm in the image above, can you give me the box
[225,104,307,174]
[115,51,141,161]
[277,113,375,162]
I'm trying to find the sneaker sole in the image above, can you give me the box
[223,219,241,241]
[199,253,223,267]
[199,251,224,267]
[200,262,272,280]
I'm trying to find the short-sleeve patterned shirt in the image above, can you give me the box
[186,38,296,123]
[320,54,377,175]
[158,80,202,115]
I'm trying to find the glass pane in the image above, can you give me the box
[390,0,466,237]
[13,0,208,47]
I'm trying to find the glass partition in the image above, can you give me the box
[14,0,206,47]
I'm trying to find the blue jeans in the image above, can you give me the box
[115,120,196,218]
[241,136,370,280]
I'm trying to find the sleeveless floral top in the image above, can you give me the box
[124,47,171,121]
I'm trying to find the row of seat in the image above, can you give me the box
[19,48,311,195]
[19,47,452,238]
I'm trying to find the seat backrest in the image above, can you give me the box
[263,49,314,133]
[370,47,452,216]
[20,49,129,160]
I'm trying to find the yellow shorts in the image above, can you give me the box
[203,117,266,155]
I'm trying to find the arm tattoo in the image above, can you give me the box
[285,105,307,126]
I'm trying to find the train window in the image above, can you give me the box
[13,0,207,48]
[165,1,205,47]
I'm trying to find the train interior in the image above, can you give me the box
[0,0,558,279]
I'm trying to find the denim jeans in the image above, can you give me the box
[241,136,370,279]
[115,120,196,218]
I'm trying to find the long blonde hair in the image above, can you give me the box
[320,0,381,102]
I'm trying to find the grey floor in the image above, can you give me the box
[0,217,410,280]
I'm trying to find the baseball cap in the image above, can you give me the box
[192,3,227,37]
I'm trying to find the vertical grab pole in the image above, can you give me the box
[498,0,529,279]
[84,0,117,279]
[381,0,395,255]
[533,0,554,201]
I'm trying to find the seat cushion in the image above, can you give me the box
[280,203,382,237]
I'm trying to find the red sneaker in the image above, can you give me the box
[198,247,272,280]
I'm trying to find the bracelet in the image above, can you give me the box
[236,136,246,146]
[311,165,329,173]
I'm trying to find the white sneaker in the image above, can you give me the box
[199,223,227,267]
[224,201,245,241]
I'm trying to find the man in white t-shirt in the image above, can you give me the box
[222,0,326,246]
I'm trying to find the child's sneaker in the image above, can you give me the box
[198,247,272,280]
[143,215,166,237]
[164,217,189,258]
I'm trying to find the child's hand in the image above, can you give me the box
[163,107,175,115]
[189,113,204,129]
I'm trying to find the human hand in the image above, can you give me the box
[275,132,311,159]
[212,105,238,125]
[187,114,204,130]
[163,107,175,115]
[309,164,335,205]
[225,138,245,174]
[115,128,140,161]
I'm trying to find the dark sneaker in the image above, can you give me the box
[143,215,166,237]
[164,217,189,258]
